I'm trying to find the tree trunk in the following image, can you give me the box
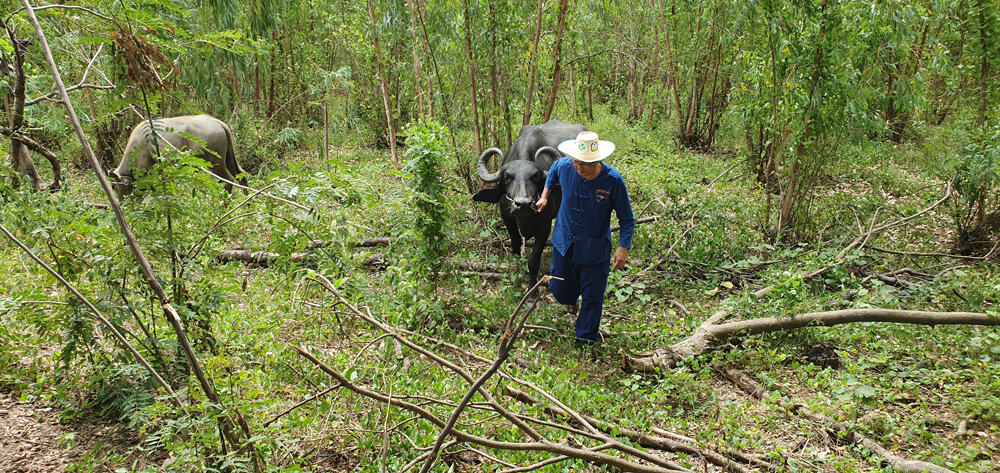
[463,0,482,153]
[542,0,569,123]
[646,0,662,125]
[367,0,398,164]
[408,0,425,117]
[5,36,38,190]
[587,56,593,122]
[628,17,639,122]
[777,0,827,238]
[488,1,500,143]
[269,32,276,118]
[976,0,990,126]
[523,0,545,126]
[657,0,683,140]
[568,60,577,119]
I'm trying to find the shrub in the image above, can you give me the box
[951,121,1000,254]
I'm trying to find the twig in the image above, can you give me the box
[0,222,182,409]
[721,367,954,473]
[263,385,340,427]
[706,160,742,188]
[23,0,252,455]
[864,242,1000,260]
[197,167,310,211]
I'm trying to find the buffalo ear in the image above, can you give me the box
[473,185,505,203]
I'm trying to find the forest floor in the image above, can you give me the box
[0,390,150,472]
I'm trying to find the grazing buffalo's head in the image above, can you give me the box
[472,146,561,222]
[109,169,134,201]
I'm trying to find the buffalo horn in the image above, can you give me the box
[533,146,561,164]
[476,148,504,183]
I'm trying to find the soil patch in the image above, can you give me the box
[0,390,151,472]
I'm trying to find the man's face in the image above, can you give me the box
[572,159,602,180]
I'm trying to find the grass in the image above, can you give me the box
[0,113,998,472]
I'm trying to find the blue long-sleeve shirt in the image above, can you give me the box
[545,157,635,266]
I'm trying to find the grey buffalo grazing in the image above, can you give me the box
[110,115,247,200]
[473,119,587,287]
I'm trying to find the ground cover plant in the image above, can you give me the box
[2,110,998,472]
[1,0,999,471]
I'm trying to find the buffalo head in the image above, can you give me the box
[472,146,561,222]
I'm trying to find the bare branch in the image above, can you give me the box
[0,222,181,409]
[291,345,687,473]
[20,0,252,454]
[722,368,954,473]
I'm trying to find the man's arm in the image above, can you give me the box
[613,175,635,271]
[536,187,552,212]
[535,159,561,212]
[612,246,628,271]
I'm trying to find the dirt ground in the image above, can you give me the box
[0,390,144,473]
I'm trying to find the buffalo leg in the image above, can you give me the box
[502,212,523,256]
[525,220,553,288]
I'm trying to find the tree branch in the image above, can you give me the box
[721,368,954,473]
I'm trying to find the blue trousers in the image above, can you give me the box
[549,243,610,343]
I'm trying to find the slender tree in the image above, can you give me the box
[523,0,545,126]
[408,0,426,117]
[367,0,398,163]
[542,0,570,123]
[463,0,482,153]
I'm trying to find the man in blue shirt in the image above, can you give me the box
[535,131,635,344]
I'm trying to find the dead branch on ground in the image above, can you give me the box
[627,308,999,373]
[626,182,965,372]
[292,273,694,472]
[721,367,954,473]
[504,385,776,473]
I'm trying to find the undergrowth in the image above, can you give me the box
[0,114,997,472]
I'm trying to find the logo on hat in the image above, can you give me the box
[557,131,616,163]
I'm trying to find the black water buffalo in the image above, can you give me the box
[473,119,587,287]
[110,115,247,200]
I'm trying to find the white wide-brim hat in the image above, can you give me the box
[557,131,615,162]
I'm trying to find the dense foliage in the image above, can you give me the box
[0,0,999,471]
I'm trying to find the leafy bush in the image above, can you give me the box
[402,119,451,277]
[951,121,1000,254]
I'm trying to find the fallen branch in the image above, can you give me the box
[721,367,954,473]
[626,182,957,372]
[626,308,999,373]
[217,249,314,266]
[263,384,340,427]
[864,243,1000,261]
[505,386,770,473]
[292,274,690,472]
[293,345,688,473]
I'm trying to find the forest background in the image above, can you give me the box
[1,0,999,471]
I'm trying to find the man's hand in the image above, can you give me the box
[534,196,547,212]
[535,187,552,212]
[612,246,628,271]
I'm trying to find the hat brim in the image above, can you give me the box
[557,139,616,162]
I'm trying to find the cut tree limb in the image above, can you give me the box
[721,367,955,473]
[503,386,769,473]
[293,274,691,473]
[627,182,960,372]
[626,308,999,373]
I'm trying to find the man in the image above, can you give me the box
[535,131,635,344]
